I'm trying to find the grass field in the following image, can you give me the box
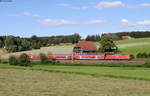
[1,64,150,81]
[115,37,150,45]
[120,44,150,55]
[1,68,150,96]
[0,49,8,55]
[13,44,74,55]
[1,38,150,96]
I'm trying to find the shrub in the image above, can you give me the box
[148,53,150,58]
[142,53,148,58]
[130,54,135,59]
[9,56,19,65]
[51,59,57,64]
[136,53,141,58]
[143,62,150,68]
[40,53,49,64]
[140,53,145,58]
[18,53,31,66]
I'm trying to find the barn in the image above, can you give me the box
[73,41,98,54]
[121,36,133,40]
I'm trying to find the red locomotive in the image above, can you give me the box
[12,54,131,60]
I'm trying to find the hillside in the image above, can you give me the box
[1,37,150,60]
[12,44,74,55]
[115,37,150,45]
[0,49,8,55]
[116,38,150,55]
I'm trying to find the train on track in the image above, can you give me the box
[12,54,131,60]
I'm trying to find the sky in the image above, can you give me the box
[1,0,150,38]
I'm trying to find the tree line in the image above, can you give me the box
[0,33,81,52]
[85,31,150,41]
[115,31,150,38]
[85,35,100,41]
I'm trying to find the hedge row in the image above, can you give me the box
[9,53,56,66]
[129,53,150,59]
[9,53,31,66]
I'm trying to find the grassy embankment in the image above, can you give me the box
[1,63,150,81]
[115,38,150,55]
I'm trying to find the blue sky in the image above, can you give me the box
[1,0,150,38]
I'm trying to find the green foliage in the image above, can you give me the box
[143,62,150,68]
[130,54,135,59]
[120,43,150,58]
[0,40,4,48]
[116,31,150,39]
[9,56,19,65]
[2,34,81,52]
[18,53,31,66]
[40,53,49,64]
[40,53,57,64]
[148,53,150,58]
[136,53,141,58]
[99,35,118,53]
[142,53,148,58]
[136,53,149,58]
[85,35,100,41]
[4,36,31,52]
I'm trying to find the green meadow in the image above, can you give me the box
[1,68,150,96]
[1,64,150,81]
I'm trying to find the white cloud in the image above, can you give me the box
[38,19,76,26]
[139,3,150,7]
[9,12,41,18]
[57,1,124,10]
[57,3,71,7]
[38,19,107,26]
[138,20,150,26]
[31,14,41,18]
[82,20,107,25]
[94,1,124,9]
[121,19,137,26]
[57,3,81,10]
[121,19,150,26]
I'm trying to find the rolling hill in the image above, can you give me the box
[1,37,150,59]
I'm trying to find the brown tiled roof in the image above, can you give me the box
[122,36,130,39]
[74,41,98,51]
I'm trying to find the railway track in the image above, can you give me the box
[57,60,146,64]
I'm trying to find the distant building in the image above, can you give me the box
[121,36,133,40]
[101,33,111,37]
[73,41,98,54]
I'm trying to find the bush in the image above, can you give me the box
[136,53,141,58]
[40,53,49,64]
[18,53,31,66]
[136,53,148,58]
[148,53,150,58]
[142,53,148,58]
[9,56,19,65]
[130,54,135,59]
[143,62,150,68]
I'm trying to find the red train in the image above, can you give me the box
[12,54,131,60]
